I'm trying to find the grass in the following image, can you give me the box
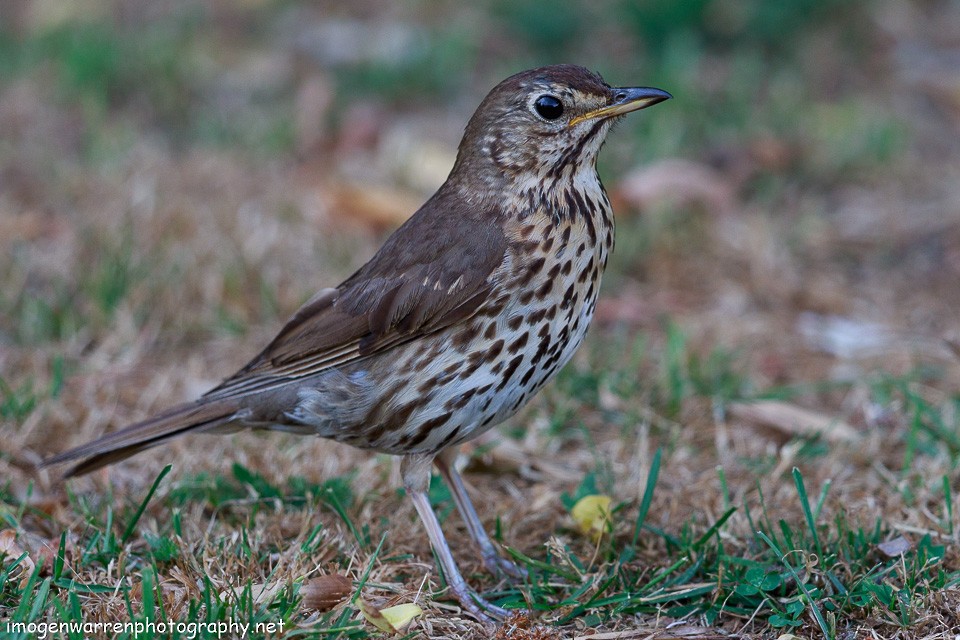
[3,0,960,638]
[3,344,958,637]
[2,442,955,638]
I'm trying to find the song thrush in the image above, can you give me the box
[46,65,670,622]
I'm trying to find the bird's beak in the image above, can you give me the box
[569,87,672,127]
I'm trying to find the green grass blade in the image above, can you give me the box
[943,475,954,535]
[717,465,731,511]
[632,447,662,546]
[53,531,66,580]
[792,467,824,558]
[758,531,832,639]
[121,464,172,545]
[505,547,581,581]
[350,532,387,605]
[692,507,737,550]
[813,478,831,521]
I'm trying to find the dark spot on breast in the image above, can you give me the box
[366,380,405,423]
[507,315,523,331]
[573,191,596,245]
[383,399,422,433]
[443,362,461,376]
[519,366,537,387]
[411,413,452,447]
[445,388,476,410]
[542,235,555,253]
[438,425,462,449]
[523,257,546,285]
[538,323,551,339]
[484,322,497,340]
[534,277,553,299]
[542,349,562,371]
[577,265,591,283]
[507,332,529,353]
[417,375,441,394]
[531,334,550,366]
[460,351,487,379]
[496,354,525,391]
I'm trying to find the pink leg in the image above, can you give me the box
[435,449,528,580]
[401,454,510,623]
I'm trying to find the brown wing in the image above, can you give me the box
[204,187,507,399]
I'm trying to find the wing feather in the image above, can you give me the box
[205,187,508,400]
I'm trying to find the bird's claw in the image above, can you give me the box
[448,583,513,625]
[482,551,528,582]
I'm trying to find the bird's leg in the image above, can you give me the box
[401,454,510,623]
[435,448,528,581]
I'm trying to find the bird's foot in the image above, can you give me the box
[482,550,528,582]
[448,582,513,625]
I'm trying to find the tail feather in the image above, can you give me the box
[44,400,239,477]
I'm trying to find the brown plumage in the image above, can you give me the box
[45,64,670,623]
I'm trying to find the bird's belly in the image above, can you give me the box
[345,234,604,455]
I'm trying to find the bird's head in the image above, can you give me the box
[451,64,670,193]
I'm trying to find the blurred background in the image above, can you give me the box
[4,0,960,432]
[2,1,960,634]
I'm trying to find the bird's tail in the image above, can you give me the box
[44,399,240,477]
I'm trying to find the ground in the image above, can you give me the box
[2,1,960,638]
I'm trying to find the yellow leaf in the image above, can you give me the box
[359,599,422,634]
[571,494,613,541]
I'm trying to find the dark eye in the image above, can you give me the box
[533,95,563,120]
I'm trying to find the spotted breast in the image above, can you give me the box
[299,170,614,456]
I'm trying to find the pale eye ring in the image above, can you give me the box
[533,95,564,120]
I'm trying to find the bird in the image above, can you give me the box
[45,64,670,623]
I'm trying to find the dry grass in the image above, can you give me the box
[3,1,960,638]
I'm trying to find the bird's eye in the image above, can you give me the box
[533,95,564,120]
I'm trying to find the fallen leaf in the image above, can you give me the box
[571,495,613,541]
[876,536,912,558]
[0,529,36,588]
[461,437,582,482]
[359,599,422,634]
[728,400,858,443]
[219,582,283,605]
[301,573,353,612]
